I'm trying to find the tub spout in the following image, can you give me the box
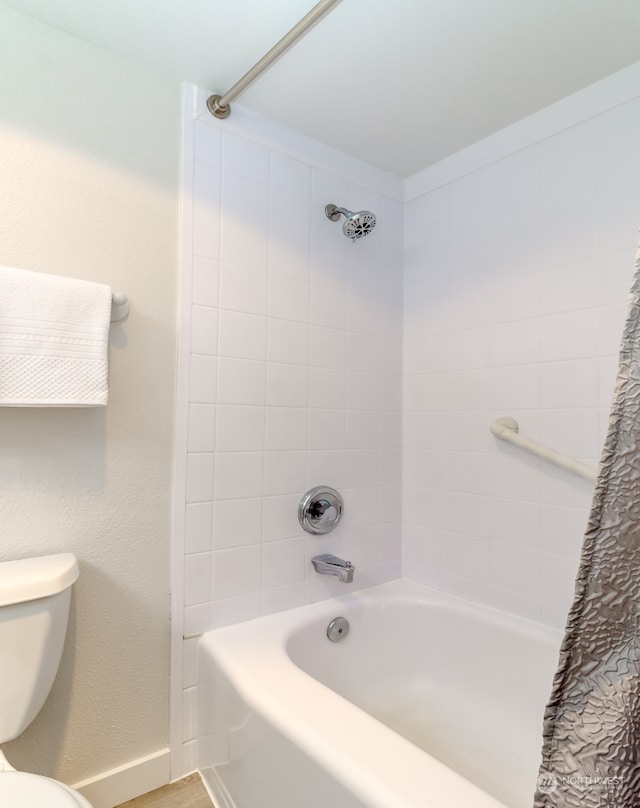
[311,554,355,583]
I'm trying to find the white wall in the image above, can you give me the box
[175,88,404,773]
[0,3,180,793]
[403,77,640,628]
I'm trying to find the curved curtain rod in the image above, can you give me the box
[207,0,343,120]
[490,416,598,483]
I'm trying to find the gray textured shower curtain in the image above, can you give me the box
[534,252,640,807]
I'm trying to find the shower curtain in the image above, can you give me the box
[534,251,640,807]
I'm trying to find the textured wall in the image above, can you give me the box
[0,5,180,784]
[403,90,640,628]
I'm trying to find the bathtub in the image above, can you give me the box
[197,579,562,808]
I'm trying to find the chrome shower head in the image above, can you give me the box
[325,203,376,241]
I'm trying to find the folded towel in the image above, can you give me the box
[0,266,112,406]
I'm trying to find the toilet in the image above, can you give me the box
[0,553,94,807]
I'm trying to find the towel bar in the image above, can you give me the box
[490,416,598,482]
[111,292,128,322]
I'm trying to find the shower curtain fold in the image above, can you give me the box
[534,246,640,807]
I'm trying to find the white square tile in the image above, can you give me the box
[306,450,345,489]
[195,159,221,211]
[192,257,220,307]
[539,359,598,409]
[344,450,379,488]
[189,355,217,403]
[210,592,262,629]
[185,552,212,605]
[347,333,379,373]
[263,451,306,496]
[267,319,309,365]
[268,274,310,322]
[269,199,310,282]
[377,338,403,376]
[215,405,265,452]
[186,453,214,503]
[379,449,402,486]
[307,409,345,451]
[539,309,598,361]
[182,637,199,688]
[188,403,216,452]
[191,305,218,355]
[184,603,210,636]
[266,363,308,407]
[346,411,379,449]
[213,498,262,549]
[347,371,379,411]
[217,357,266,405]
[222,132,269,183]
[218,310,267,360]
[219,263,268,315]
[342,487,378,527]
[182,686,198,742]
[308,367,346,409]
[194,120,222,166]
[263,493,303,541]
[220,172,269,270]
[214,452,263,500]
[265,407,307,451]
[596,304,626,356]
[379,412,402,449]
[270,152,311,198]
[185,502,213,554]
[193,203,220,261]
[310,283,347,329]
[538,503,589,558]
[212,545,262,599]
[309,325,347,369]
[491,318,540,365]
[261,583,306,616]
[491,497,540,549]
[490,365,539,410]
[490,541,542,599]
[262,537,306,588]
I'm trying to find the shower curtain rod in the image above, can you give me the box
[207,0,343,119]
[490,416,598,482]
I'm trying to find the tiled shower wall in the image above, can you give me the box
[177,88,403,771]
[403,93,640,628]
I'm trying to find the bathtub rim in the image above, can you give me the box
[198,579,560,808]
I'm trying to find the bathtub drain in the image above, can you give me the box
[327,616,350,642]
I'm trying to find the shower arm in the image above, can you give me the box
[207,0,343,119]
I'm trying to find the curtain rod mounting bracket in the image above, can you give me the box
[206,94,231,119]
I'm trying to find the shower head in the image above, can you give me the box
[325,203,376,241]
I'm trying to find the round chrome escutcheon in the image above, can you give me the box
[298,485,343,535]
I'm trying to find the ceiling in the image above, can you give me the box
[3,0,640,176]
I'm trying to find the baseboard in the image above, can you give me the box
[199,766,236,808]
[71,748,171,808]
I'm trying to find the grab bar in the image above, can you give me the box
[490,416,598,483]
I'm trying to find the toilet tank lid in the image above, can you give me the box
[0,554,79,607]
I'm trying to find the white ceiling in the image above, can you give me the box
[4,0,640,176]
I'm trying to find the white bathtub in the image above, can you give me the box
[197,579,562,808]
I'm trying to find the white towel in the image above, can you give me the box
[0,266,112,406]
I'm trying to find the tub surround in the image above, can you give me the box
[174,85,404,775]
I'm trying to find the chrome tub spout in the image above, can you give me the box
[311,554,355,583]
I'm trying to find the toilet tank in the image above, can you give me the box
[0,554,79,743]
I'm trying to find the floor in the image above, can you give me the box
[115,773,214,808]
